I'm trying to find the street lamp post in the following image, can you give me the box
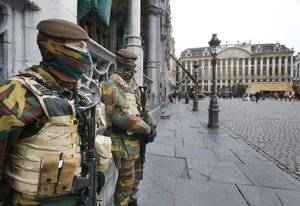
[192,61,199,111]
[185,76,189,104]
[208,34,221,128]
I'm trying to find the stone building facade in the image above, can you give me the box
[0,0,176,205]
[179,42,295,95]
[0,0,176,116]
[293,52,300,91]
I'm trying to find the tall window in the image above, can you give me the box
[239,59,242,77]
[251,58,255,77]
[204,60,209,78]
[79,11,111,51]
[228,59,231,77]
[233,58,237,77]
[275,57,279,76]
[257,57,261,76]
[187,61,190,73]
[288,56,292,76]
[269,57,273,76]
[245,58,248,76]
[217,59,220,78]
[281,56,285,75]
[199,60,202,78]
[263,68,267,76]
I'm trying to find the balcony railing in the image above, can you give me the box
[82,39,116,105]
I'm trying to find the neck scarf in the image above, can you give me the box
[38,38,90,83]
[115,62,137,81]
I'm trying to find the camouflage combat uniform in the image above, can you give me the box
[101,73,155,206]
[0,66,83,205]
[0,19,92,206]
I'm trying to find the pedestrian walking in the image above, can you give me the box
[169,94,174,103]
[0,19,105,205]
[178,93,182,101]
[101,49,157,206]
[255,91,260,103]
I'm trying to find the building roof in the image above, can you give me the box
[180,42,294,58]
[246,82,294,94]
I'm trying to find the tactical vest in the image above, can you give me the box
[107,74,141,127]
[4,72,81,197]
[122,78,141,117]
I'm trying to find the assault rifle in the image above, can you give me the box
[72,90,102,205]
[139,86,148,180]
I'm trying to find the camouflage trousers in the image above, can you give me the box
[113,157,142,206]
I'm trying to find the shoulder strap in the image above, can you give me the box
[17,71,61,97]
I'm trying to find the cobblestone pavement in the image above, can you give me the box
[198,98,300,180]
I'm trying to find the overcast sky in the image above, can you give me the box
[170,0,300,57]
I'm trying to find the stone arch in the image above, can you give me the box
[218,47,251,58]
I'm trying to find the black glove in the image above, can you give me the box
[97,172,105,194]
[145,125,157,143]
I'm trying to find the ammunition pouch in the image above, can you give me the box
[95,135,112,172]
[37,153,78,197]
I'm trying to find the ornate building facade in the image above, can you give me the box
[0,0,176,115]
[293,52,300,91]
[178,42,295,95]
[0,0,176,205]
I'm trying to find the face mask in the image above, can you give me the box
[38,39,90,83]
[116,62,137,81]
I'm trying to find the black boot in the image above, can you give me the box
[128,199,139,206]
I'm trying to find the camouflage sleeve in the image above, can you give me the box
[0,80,44,180]
[143,112,156,127]
[101,79,150,135]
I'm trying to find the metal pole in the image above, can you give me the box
[208,34,220,128]
[192,62,199,111]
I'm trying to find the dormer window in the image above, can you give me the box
[274,43,281,52]
[203,48,209,56]
[256,45,261,53]
[186,49,192,57]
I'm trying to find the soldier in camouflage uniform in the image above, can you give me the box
[0,19,96,205]
[101,49,157,206]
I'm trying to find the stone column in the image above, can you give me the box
[242,58,245,84]
[230,58,233,86]
[208,58,211,92]
[290,55,293,84]
[127,0,143,86]
[248,58,251,83]
[254,57,257,79]
[220,59,223,88]
[225,59,228,87]
[284,56,288,78]
[272,57,276,81]
[201,60,205,89]
[260,57,263,78]
[236,58,239,83]
[278,57,282,80]
[266,57,270,81]
[145,4,162,105]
